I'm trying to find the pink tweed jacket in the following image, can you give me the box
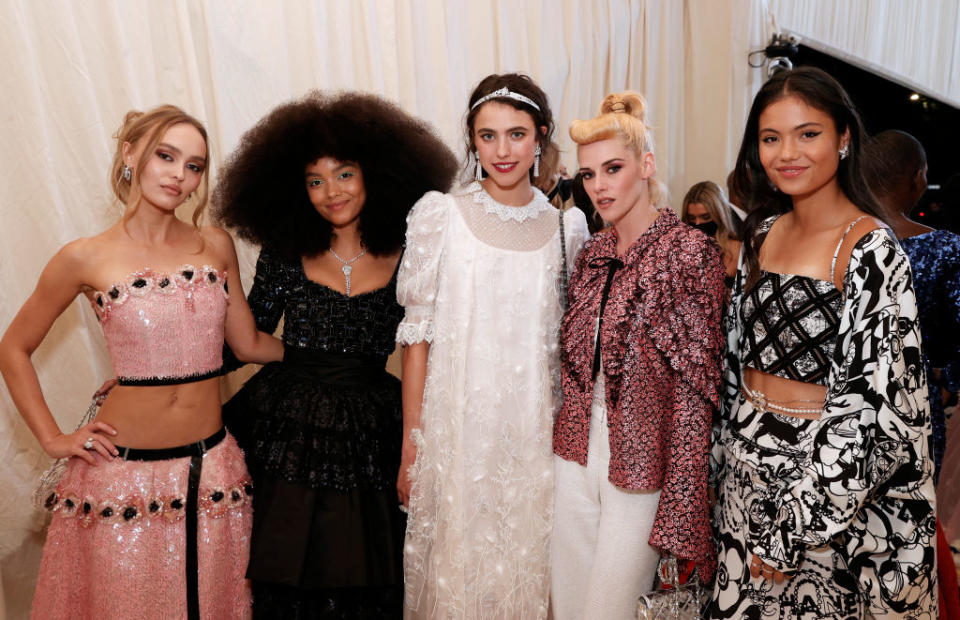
[553,208,725,578]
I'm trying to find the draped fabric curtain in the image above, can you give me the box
[0,0,769,613]
[769,0,960,106]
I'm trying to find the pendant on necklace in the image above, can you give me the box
[342,265,352,295]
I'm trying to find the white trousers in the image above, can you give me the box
[551,377,662,620]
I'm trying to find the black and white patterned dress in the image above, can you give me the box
[710,221,938,619]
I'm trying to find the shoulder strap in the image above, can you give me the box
[559,208,569,308]
[830,215,870,282]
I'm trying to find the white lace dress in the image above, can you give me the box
[397,182,589,619]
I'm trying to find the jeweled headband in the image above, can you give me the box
[470,87,541,112]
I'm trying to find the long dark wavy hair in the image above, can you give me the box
[214,91,457,258]
[463,73,556,186]
[734,66,884,289]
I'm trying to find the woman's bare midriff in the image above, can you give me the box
[95,378,223,448]
[744,367,827,420]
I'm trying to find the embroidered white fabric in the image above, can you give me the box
[395,186,589,618]
[468,180,553,223]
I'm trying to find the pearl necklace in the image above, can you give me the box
[328,247,366,296]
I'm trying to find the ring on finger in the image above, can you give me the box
[83,437,95,450]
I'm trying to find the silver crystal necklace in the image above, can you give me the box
[328,246,366,295]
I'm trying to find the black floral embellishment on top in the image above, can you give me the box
[82,502,92,514]
[211,490,224,503]
[149,500,161,513]
[207,272,217,283]
[100,507,113,518]
[158,277,170,288]
[95,295,104,307]
[132,278,147,288]
[108,287,120,299]
[44,493,58,510]
[231,489,242,502]
[122,506,138,521]
[170,498,183,510]
[182,270,194,280]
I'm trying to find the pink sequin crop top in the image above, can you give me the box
[91,265,229,386]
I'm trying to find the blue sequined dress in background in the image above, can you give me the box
[223,247,405,618]
[900,229,960,483]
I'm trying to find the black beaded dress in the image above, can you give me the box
[223,247,405,619]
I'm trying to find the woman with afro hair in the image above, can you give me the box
[215,91,457,618]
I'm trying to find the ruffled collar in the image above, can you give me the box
[589,208,679,263]
[464,181,553,223]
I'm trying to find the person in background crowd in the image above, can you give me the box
[681,180,743,288]
[863,128,960,617]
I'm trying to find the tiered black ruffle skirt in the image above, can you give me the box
[224,350,404,619]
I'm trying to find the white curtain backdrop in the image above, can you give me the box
[0,1,776,616]
[770,0,960,106]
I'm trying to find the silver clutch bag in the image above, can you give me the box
[32,393,105,510]
[636,555,708,620]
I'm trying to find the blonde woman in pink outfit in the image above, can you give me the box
[0,105,283,619]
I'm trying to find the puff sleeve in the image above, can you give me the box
[395,191,451,345]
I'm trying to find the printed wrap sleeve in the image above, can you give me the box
[710,248,745,490]
[751,231,934,579]
[395,191,450,345]
[222,247,289,372]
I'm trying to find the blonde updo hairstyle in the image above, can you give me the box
[109,104,210,228]
[569,91,666,207]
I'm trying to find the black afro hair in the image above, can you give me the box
[214,91,457,257]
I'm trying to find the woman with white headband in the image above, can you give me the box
[395,73,589,618]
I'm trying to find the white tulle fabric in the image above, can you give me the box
[397,184,589,619]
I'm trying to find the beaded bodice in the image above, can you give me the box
[91,265,228,385]
[246,248,403,360]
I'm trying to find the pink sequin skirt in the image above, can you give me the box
[32,429,253,620]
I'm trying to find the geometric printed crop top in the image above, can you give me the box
[90,265,228,386]
[740,215,866,386]
[741,271,841,385]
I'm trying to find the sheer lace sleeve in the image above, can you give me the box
[396,191,450,345]
[562,207,590,277]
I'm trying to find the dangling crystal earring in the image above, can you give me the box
[533,145,542,177]
[839,143,849,160]
[474,151,483,182]
[123,165,132,181]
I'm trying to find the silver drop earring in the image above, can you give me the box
[839,143,849,160]
[123,165,132,181]
[533,145,541,177]
[475,151,483,182]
